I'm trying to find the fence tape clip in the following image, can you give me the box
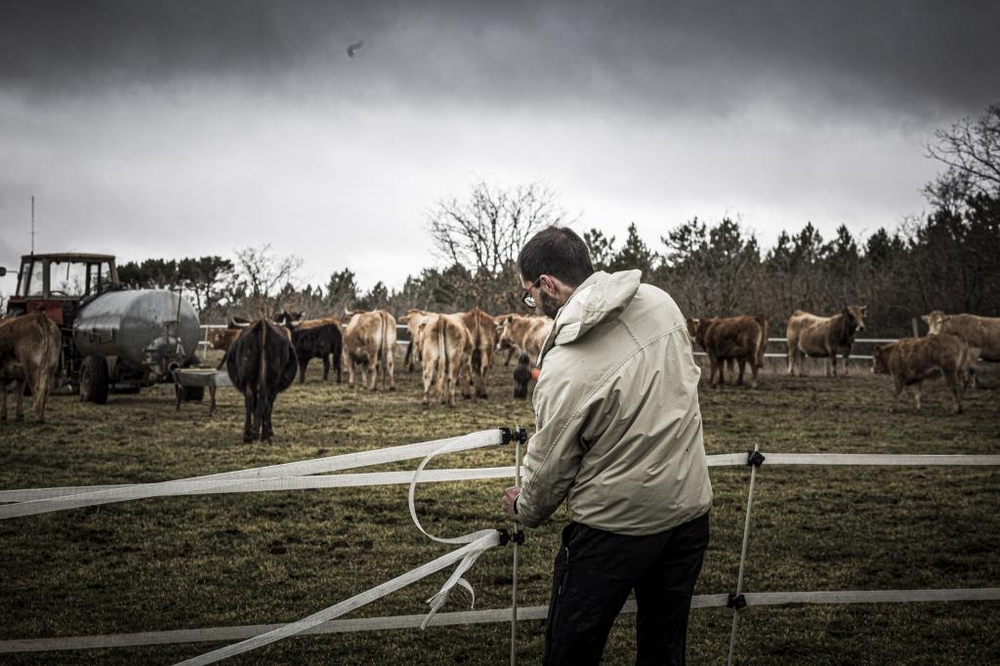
[500,427,528,445]
[746,450,766,468]
[727,593,748,610]
[497,528,526,547]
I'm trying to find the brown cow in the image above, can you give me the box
[207,328,242,369]
[343,309,397,391]
[786,306,867,377]
[406,311,471,407]
[0,312,62,423]
[458,307,496,399]
[687,315,770,388]
[922,311,1000,361]
[512,352,532,399]
[496,315,553,365]
[871,333,972,414]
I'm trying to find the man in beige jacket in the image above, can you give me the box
[502,226,712,665]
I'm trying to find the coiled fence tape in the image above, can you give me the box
[174,429,508,665]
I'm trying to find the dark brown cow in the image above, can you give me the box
[0,312,62,423]
[459,307,496,399]
[226,319,298,442]
[871,333,972,413]
[512,352,531,399]
[786,306,867,377]
[343,309,397,391]
[276,312,344,384]
[687,315,770,388]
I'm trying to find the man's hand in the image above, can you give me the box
[502,486,522,522]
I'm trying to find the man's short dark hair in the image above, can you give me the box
[517,226,595,288]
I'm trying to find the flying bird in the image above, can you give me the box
[347,41,364,58]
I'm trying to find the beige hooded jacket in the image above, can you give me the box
[516,270,713,536]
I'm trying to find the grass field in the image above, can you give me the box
[1,350,999,665]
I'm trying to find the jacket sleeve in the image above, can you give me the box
[515,372,606,528]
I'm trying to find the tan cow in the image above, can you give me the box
[343,309,397,391]
[459,307,496,398]
[496,314,553,365]
[786,306,867,376]
[0,312,62,423]
[405,311,472,407]
[871,332,972,413]
[922,310,1000,366]
[687,315,769,388]
[493,313,520,366]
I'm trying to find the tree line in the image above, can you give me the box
[108,102,1000,337]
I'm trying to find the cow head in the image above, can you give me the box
[921,310,947,335]
[870,344,892,375]
[496,315,517,351]
[844,305,867,332]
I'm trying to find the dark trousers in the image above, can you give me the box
[542,512,710,666]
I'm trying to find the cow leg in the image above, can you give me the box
[298,359,308,384]
[842,354,850,377]
[890,377,904,412]
[208,385,217,417]
[737,359,746,386]
[385,351,396,391]
[421,362,435,407]
[321,355,330,382]
[335,352,343,384]
[242,389,257,442]
[911,384,923,411]
[261,391,276,441]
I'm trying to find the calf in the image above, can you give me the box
[276,312,344,384]
[496,314,553,365]
[512,352,531,399]
[0,312,61,424]
[207,328,242,369]
[226,319,298,442]
[786,306,867,377]
[871,333,971,414]
[687,315,769,388]
[343,309,397,391]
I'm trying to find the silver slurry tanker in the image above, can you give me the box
[73,288,200,384]
[5,252,204,404]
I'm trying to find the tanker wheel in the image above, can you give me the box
[79,355,110,405]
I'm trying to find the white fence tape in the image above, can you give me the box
[3,589,997,655]
[2,440,998,660]
[176,429,514,665]
[0,429,505,519]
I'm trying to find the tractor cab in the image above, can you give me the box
[6,253,120,325]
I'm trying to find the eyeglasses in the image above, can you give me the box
[521,277,542,309]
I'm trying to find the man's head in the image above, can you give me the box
[517,226,595,318]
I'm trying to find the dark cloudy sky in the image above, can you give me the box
[1,1,997,299]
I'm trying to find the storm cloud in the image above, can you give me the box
[1,1,997,295]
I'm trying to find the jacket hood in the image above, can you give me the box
[545,270,642,350]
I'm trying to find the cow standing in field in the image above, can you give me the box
[922,311,1000,387]
[871,333,972,413]
[226,319,298,442]
[0,312,63,424]
[496,314,553,365]
[343,309,397,391]
[405,310,472,407]
[786,306,867,377]
[687,315,770,388]
[459,307,496,398]
[276,312,344,384]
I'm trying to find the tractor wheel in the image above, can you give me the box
[79,355,110,405]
